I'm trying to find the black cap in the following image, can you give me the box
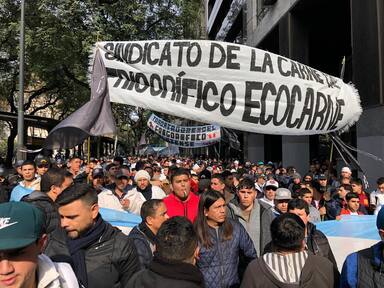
[115,172,129,180]
[35,157,50,167]
[14,159,24,168]
[318,174,327,180]
[92,168,104,178]
[105,163,117,171]
[69,154,82,160]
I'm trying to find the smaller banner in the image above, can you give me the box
[147,114,220,147]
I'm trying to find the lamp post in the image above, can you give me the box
[17,0,25,161]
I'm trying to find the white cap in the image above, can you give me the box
[192,164,200,171]
[341,167,352,174]
[134,170,151,182]
[275,188,292,200]
[265,179,279,189]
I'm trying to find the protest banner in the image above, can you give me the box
[147,114,220,147]
[96,40,362,135]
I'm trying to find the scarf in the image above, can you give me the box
[139,222,157,245]
[137,184,153,201]
[149,254,204,286]
[67,215,107,287]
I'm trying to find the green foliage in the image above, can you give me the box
[0,0,204,158]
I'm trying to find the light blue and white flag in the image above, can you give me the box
[316,215,380,270]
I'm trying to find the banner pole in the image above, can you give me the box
[326,56,345,179]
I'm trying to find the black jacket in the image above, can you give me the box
[21,191,68,258]
[50,217,139,288]
[306,222,337,267]
[127,255,205,288]
[0,181,11,203]
[128,224,155,269]
[22,191,59,234]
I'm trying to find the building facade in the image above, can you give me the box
[207,0,384,184]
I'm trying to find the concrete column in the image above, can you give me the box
[357,106,384,188]
[244,133,264,162]
[282,136,309,175]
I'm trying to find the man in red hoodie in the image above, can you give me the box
[163,168,199,222]
[340,192,364,216]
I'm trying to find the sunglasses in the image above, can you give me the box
[266,186,277,191]
[37,165,49,168]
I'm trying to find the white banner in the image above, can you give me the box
[96,40,362,135]
[147,114,220,148]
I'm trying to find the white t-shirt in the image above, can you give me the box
[370,190,384,215]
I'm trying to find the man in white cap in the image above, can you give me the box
[259,179,279,209]
[121,170,166,215]
[260,187,292,253]
[274,188,292,215]
[340,167,352,186]
[341,167,352,179]
[132,170,166,201]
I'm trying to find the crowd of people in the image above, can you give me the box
[0,154,383,287]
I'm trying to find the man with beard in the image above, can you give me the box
[120,170,166,216]
[53,183,139,288]
[131,170,166,201]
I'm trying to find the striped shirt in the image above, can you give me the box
[263,251,308,283]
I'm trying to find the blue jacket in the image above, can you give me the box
[341,241,384,287]
[196,218,257,288]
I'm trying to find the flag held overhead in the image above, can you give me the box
[44,50,116,149]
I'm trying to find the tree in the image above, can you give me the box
[0,0,204,166]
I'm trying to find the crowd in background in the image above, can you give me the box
[0,154,383,287]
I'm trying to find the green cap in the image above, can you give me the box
[0,202,45,250]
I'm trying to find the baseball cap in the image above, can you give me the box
[35,156,50,167]
[256,174,266,179]
[292,173,301,179]
[0,202,45,250]
[92,168,104,178]
[105,163,117,171]
[318,174,327,180]
[14,159,24,168]
[275,188,292,200]
[265,179,279,189]
[377,207,384,230]
[116,172,129,180]
[341,167,352,174]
